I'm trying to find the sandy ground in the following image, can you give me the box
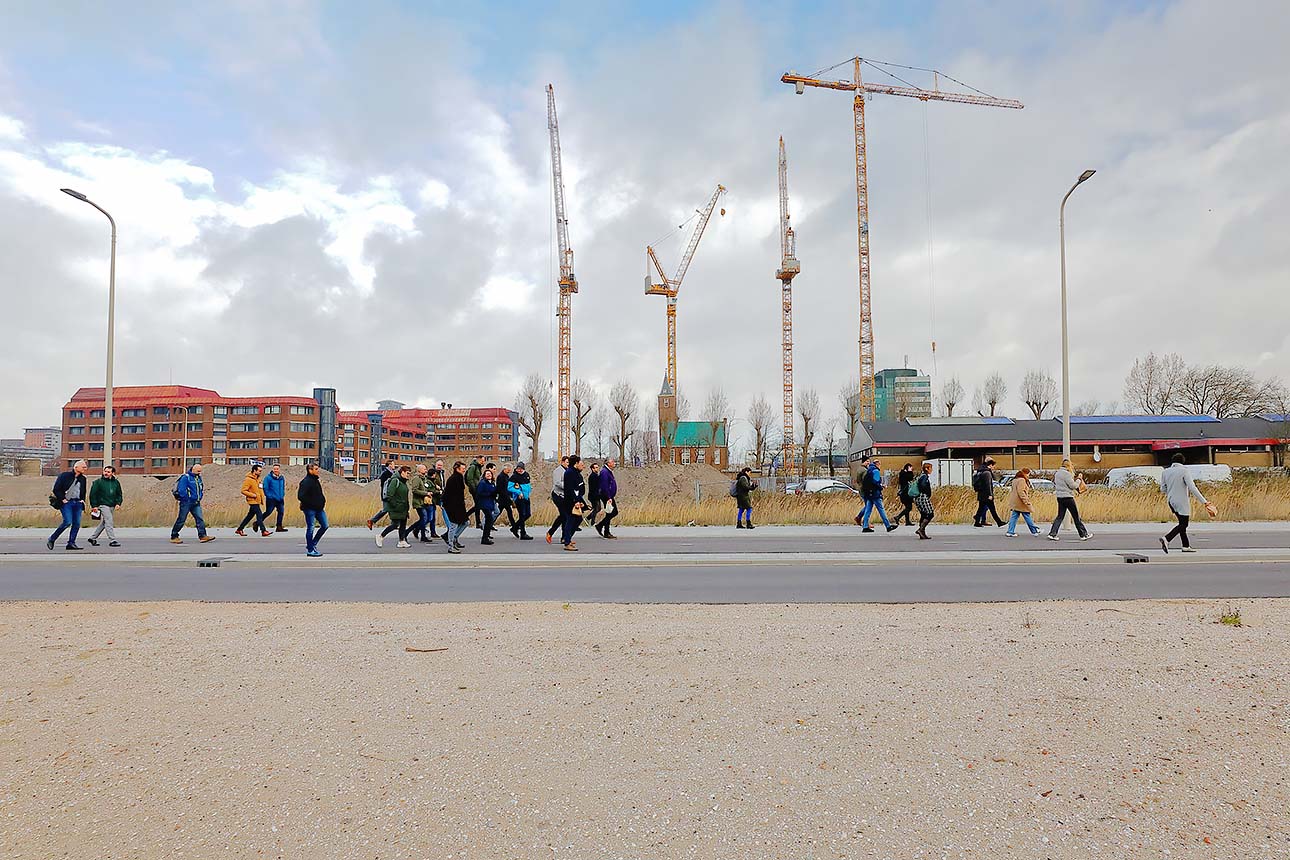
[1,599,1286,859]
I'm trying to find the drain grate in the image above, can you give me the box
[197,556,230,568]
[1119,553,1149,564]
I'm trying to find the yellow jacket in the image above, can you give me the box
[240,473,265,506]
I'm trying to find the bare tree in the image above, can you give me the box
[838,378,860,440]
[1071,399,1101,416]
[1176,364,1282,419]
[590,407,610,459]
[1020,370,1058,419]
[982,373,1008,417]
[940,376,964,417]
[1122,352,1186,414]
[797,388,821,477]
[971,386,985,417]
[608,379,639,463]
[701,387,729,466]
[570,378,598,457]
[747,394,774,470]
[676,393,691,420]
[513,374,552,463]
[823,416,842,477]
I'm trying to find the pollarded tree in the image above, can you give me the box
[982,373,1008,417]
[1122,352,1185,415]
[570,378,598,457]
[701,387,729,467]
[608,379,639,463]
[513,374,552,463]
[747,394,774,470]
[940,376,964,417]
[838,378,860,440]
[797,388,821,478]
[1020,370,1058,419]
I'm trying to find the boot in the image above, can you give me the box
[736,521,745,529]
[746,518,755,530]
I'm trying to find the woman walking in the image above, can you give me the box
[1047,459,1092,542]
[476,466,499,545]
[1004,468,1041,536]
[894,463,917,526]
[914,462,935,539]
[376,465,412,548]
[236,464,271,537]
[734,467,755,529]
[509,462,533,540]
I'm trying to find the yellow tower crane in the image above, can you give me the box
[645,183,727,401]
[782,58,1022,423]
[546,84,578,459]
[776,136,800,475]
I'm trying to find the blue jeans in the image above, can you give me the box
[861,497,891,529]
[1007,510,1039,535]
[172,500,208,539]
[445,518,466,547]
[304,509,329,552]
[415,505,435,538]
[50,501,84,547]
[561,508,581,545]
[264,498,285,529]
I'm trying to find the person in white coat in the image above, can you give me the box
[1159,453,1217,553]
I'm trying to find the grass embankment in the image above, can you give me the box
[3,475,1288,528]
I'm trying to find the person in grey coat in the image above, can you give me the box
[1159,453,1216,553]
[1047,459,1091,541]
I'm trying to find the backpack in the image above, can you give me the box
[860,468,878,495]
[972,471,990,494]
[172,475,184,501]
[729,480,739,498]
[905,478,921,500]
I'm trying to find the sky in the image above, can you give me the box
[1,0,1288,453]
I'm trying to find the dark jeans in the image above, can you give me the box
[50,500,84,547]
[304,509,329,552]
[238,504,267,532]
[369,505,388,525]
[974,498,1005,526]
[895,497,914,524]
[586,497,603,524]
[466,491,481,527]
[514,498,531,534]
[172,500,208,539]
[497,502,515,527]
[1165,512,1191,548]
[413,505,435,538]
[482,505,497,539]
[598,499,618,534]
[1049,497,1088,538]
[548,492,564,536]
[561,507,581,546]
[381,518,408,541]
[264,498,285,529]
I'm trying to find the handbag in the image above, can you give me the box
[603,499,616,516]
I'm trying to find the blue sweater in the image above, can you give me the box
[263,472,285,501]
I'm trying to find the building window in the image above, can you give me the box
[119,459,144,468]
[230,423,259,433]
[120,442,145,451]
[697,449,707,463]
[263,422,280,432]
[89,426,104,436]
[290,406,314,416]
[67,443,84,452]
[121,425,145,435]
[152,440,169,450]
[153,407,169,416]
[69,410,85,419]
[189,406,203,415]
[89,443,103,452]
[90,409,105,419]
[187,423,202,433]
[212,406,226,416]
[152,458,169,468]
[681,449,691,465]
[290,439,317,450]
[120,409,146,418]
[231,406,259,415]
[262,440,280,449]
[152,423,170,432]
[290,422,317,433]
[228,440,256,450]
[186,440,203,449]
[213,441,226,453]
[69,426,85,435]
[228,457,252,466]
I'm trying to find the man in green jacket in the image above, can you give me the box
[376,465,413,549]
[87,465,124,547]
[464,454,485,529]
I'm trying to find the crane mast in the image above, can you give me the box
[547,84,578,459]
[775,137,800,475]
[782,58,1022,425]
[645,183,727,398]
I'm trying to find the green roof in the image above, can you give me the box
[663,420,727,447]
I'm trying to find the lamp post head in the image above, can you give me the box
[1077,169,1096,183]
[60,188,89,201]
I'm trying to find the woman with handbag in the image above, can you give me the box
[561,455,586,551]
[1004,468,1042,537]
[914,462,935,540]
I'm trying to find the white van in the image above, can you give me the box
[1107,464,1232,488]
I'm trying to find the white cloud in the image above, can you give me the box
[0,114,24,141]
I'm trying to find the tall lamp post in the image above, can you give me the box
[1059,169,1096,462]
[61,188,117,469]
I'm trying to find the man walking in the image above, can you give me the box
[464,454,485,528]
[495,463,516,533]
[546,455,569,544]
[1159,453,1216,554]
[561,455,586,551]
[442,461,470,553]
[47,459,89,551]
[596,457,620,538]
[298,462,328,557]
[859,456,898,533]
[236,464,271,537]
[509,462,533,540]
[586,461,603,528]
[171,463,215,544]
[365,457,397,530]
[972,458,1006,527]
[263,463,288,532]
[86,464,123,548]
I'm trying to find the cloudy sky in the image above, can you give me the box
[1,0,1287,450]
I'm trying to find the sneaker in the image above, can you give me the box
[448,545,461,554]
[1159,537,1169,554]
[170,537,184,545]
[375,534,384,548]
[862,528,875,534]
[199,536,216,543]
[109,541,121,547]
[365,519,374,530]
[546,533,553,544]
[1181,547,1197,553]
[604,534,617,540]
[306,549,322,558]
[396,540,411,548]
[520,534,534,541]
[46,537,55,551]
[1080,533,1093,541]
[886,524,898,533]
[563,544,578,551]
[261,530,271,537]
[1047,535,1059,541]
[87,538,100,547]
[1005,532,1016,538]
[454,541,465,549]
[235,529,246,537]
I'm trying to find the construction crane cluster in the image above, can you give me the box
[544,57,1020,466]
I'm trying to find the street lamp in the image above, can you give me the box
[61,188,117,470]
[1059,169,1096,462]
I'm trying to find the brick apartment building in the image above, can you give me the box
[57,385,518,478]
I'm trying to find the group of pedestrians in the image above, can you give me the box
[45,459,126,551]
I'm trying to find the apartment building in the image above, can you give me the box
[336,407,518,480]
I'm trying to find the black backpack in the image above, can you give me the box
[860,468,878,494]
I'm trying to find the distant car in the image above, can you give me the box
[999,474,1055,492]
[786,478,859,496]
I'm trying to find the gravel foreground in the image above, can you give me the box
[1,599,1286,860]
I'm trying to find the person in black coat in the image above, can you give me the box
[560,455,586,550]
[442,462,470,553]
[894,463,917,526]
[972,457,1005,527]
[47,460,89,551]
[585,462,603,527]
[297,463,328,557]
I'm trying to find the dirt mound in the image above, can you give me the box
[191,464,370,509]
[615,463,730,499]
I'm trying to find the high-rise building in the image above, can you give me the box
[873,368,932,422]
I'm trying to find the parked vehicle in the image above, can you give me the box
[785,478,859,496]
[998,473,1055,492]
[1106,464,1232,488]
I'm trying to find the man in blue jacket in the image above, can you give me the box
[859,457,898,534]
[171,463,215,545]
[263,463,288,532]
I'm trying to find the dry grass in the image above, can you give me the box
[3,475,1287,528]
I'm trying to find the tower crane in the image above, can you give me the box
[775,137,800,475]
[645,183,727,400]
[782,58,1022,424]
[546,83,578,459]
